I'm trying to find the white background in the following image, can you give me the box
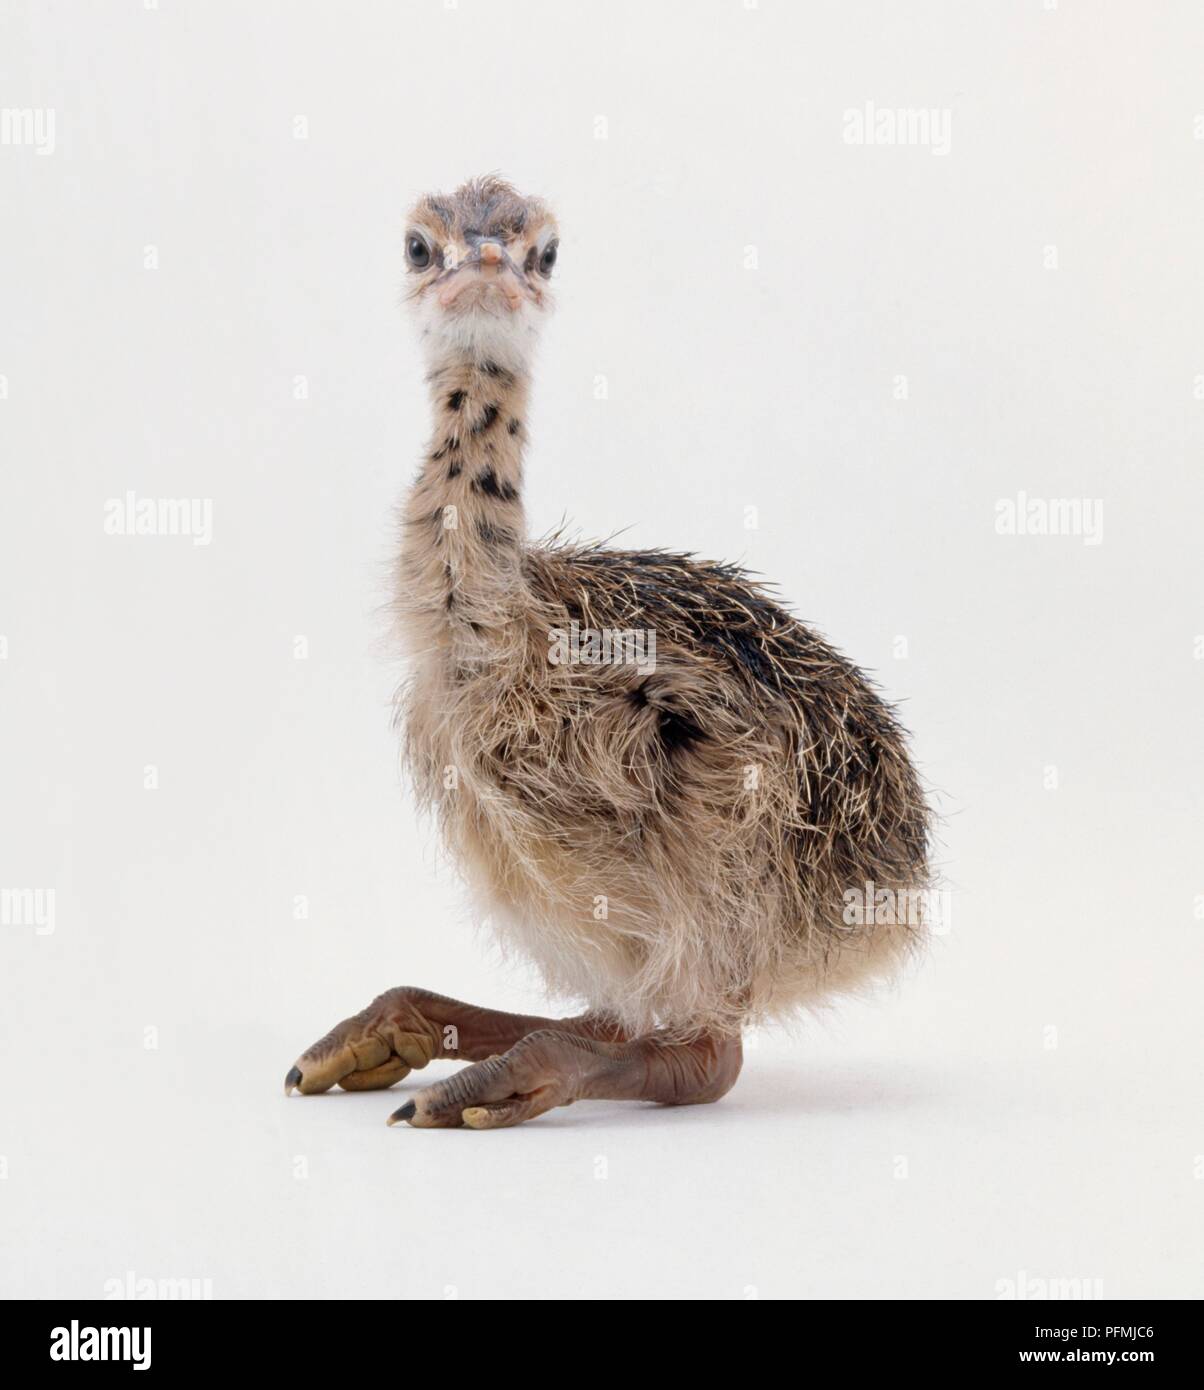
[2,0,1202,1299]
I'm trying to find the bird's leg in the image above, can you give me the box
[388,1028,743,1130]
[284,986,626,1095]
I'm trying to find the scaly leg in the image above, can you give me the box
[283,986,626,1096]
[389,1028,743,1130]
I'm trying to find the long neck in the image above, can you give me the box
[397,356,531,651]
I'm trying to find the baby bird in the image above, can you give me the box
[284,176,933,1129]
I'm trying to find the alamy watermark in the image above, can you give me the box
[995,1270,1104,1301]
[841,878,951,934]
[1,887,55,935]
[995,492,1103,546]
[548,620,657,674]
[104,1269,213,1300]
[1,107,55,155]
[843,102,951,156]
[104,491,213,546]
[50,1322,150,1371]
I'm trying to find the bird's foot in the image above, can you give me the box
[388,1027,743,1131]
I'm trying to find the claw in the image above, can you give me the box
[284,1066,302,1096]
[386,1100,417,1127]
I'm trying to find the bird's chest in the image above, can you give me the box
[408,653,568,806]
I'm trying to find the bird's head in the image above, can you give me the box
[403,175,559,374]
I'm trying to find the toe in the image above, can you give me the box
[338,1058,411,1092]
[287,1037,361,1094]
[461,1089,558,1129]
[286,999,439,1096]
[389,1046,565,1129]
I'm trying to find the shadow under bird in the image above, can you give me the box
[284,176,933,1129]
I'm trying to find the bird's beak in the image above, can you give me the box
[437,240,525,311]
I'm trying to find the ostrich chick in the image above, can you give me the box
[284,176,933,1130]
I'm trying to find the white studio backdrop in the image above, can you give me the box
[1,0,1202,1298]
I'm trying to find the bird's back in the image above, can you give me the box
[527,540,931,882]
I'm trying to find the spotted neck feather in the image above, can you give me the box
[397,355,531,653]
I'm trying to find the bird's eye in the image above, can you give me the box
[406,233,432,270]
[538,240,558,277]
